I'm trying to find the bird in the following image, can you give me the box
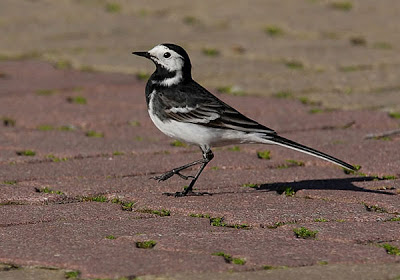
[132,43,356,197]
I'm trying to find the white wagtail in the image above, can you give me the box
[133,43,356,196]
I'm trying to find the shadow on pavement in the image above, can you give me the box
[257,177,396,196]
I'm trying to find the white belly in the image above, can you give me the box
[147,92,269,148]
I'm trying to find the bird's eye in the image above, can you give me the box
[163,52,171,58]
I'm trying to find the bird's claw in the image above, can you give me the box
[151,171,174,182]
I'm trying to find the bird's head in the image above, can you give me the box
[133,43,192,86]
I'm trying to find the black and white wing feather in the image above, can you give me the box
[161,81,277,135]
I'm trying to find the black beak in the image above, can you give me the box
[132,51,151,59]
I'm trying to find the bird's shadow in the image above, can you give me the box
[253,176,395,196]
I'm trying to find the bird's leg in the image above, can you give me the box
[163,149,214,197]
[151,158,204,182]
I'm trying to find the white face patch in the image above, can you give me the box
[148,45,184,72]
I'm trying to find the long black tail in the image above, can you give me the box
[267,135,356,171]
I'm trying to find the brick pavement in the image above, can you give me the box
[0,61,399,279]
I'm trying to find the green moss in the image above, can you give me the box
[342,87,353,94]
[134,136,143,141]
[344,167,397,181]
[212,251,232,263]
[262,265,276,270]
[264,25,284,36]
[228,146,240,151]
[210,217,225,227]
[0,263,20,270]
[86,130,104,138]
[67,96,87,105]
[386,216,400,222]
[210,217,250,229]
[350,36,367,46]
[284,60,304,70]
[330,2,353,11]
[211,166,219,171]
[82,195,108,202]
[263,265,288,270]
[105,2,121,13]
[16,150,36,156]
[120,202,134,211]
[232,258,246,265]
[0,51,41,61]
[309,108,324,114]
[65,270,80,279]
[54,60,72,70]
[283,186,295,197]
[287,159,305,166]
[183,16,199,25]
[35,187,64,195]
[298,96,320,106]
[80,65,96,72]
[2,180,17,185]
[257,150,271,160]
[129,120,141,127]
[293,227,318,239]
[136,71,150,81]
[212,252,245,265]
[37,125,54,131]
[389,112,400,119]
[318,261,329,265]
[112,151,124,156]
[217,85,245,96]
[343,164,362,174]
[373,42,392,50]
[59,125,76,131]
[105,235,116,240]
[46,154,68,162]
[202,48,220,57]
[100,198,136,211]
[136,240,157,249]
[372,186,395,191]
[171,140,187,147]
[380,175,397,180]
[273,91,293,99]
[1,117,16,127]
[362,202,387,213]
[137,208,170,217]
[118,277,134,280]
[242,183,258,188]
[373,136,392,141]
[320,31,340,40]
[0,201,25,206]
[36,89,58,96]
[110,197,122,204]
[314,218,329,222]
[267,221,296,229]
[277,159,305,169]
[381,243,400,255]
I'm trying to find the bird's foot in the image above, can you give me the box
[162,190,212,197]
[151,170,194,182]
